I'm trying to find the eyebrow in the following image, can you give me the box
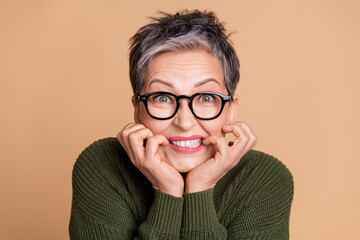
[148,78,220,88]
[195,78,220,87]
[148,79,173,88]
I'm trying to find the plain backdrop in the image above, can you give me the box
[0,0,359,239]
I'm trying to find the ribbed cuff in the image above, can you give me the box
[183,189,218,230]
[145,189,184,234]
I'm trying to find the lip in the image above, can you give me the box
[168,135,204,141]
[168,135,204,154]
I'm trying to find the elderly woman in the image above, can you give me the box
[69,10,294,239]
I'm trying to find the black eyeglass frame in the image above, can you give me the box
[137,91,231,120]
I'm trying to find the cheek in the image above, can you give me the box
[199,115,228,137]
[138,106,170,134]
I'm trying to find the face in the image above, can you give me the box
[133,48,238,172]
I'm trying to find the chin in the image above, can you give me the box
[164,153,205,173]
[159,146,213,173]
[173,160,201,173]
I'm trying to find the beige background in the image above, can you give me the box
[1,0,359,239]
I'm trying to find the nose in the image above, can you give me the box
[172,98,197,131]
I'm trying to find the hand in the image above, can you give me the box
[117,123,184,197]
[185,121,257,193]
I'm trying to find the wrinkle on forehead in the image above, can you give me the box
[143,49,225,93]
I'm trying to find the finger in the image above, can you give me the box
[202,136,228,158]
[117,123,137,156]
[202,135,218,146]
[119,123,147,139]
[145,135,169,160]
[222,121,247,146]
[222,124,242,138]
[224,124,249,161]
[220,125,248,169]
[118,123,148,147]
[118,123,140,143]
[127,128,154,161]
[239,122,257,151]
[117,123,135,143]
[226,122,256,164]
[123,122,137,129]
[222,123,248,146]
[128,127,153,147]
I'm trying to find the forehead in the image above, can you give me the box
[143,49,226,93]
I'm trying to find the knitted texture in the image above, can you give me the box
[69,138,294,239]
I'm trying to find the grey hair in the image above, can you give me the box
[129,10,240,98]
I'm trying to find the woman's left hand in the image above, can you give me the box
[185,121,257,193]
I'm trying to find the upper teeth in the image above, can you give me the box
[171,139,202,148]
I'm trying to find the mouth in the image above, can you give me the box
[167,135,204,153]
[169,138,202,148]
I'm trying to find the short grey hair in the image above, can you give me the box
[129,10,240,98]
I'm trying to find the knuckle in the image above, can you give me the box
[123,123,132,129]
[242,134,249,140]
[252,136,257,145]
[148,133,160,141]
[252,135,257,142]
[234,125,242,131]
[121,128,130,138]
[145,128,153,136]
[248,133,256,142]
[152,134,161,139]
[233,121,242,127]
[117,131,122,140]
[128,131,137,142]
[146,136,155,144]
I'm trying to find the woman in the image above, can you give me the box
[69,10,294,239]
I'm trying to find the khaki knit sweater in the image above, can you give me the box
[69,137,293,239]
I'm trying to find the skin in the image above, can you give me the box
[117,48,257,197]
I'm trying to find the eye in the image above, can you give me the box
[199,94,214,102]
[154,95,171,103]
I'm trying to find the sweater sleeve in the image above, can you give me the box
[180,189,227,239]
[69,138,184,239]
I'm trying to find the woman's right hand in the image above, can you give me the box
[117,123,184,197]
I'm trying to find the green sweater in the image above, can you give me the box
[69,137,293,239]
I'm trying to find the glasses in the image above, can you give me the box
[137,91,231,120]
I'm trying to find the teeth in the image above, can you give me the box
[171,139,202,148]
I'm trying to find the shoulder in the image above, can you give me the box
[73,137,128,173]
[238,149,293,196]
[72,137,138,193]
[234,149,294,210]
[75,137,124,163]
[216,149,294,207]
[240,149,293,181]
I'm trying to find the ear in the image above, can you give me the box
[228,94,238,122]
[132,95,140,123]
